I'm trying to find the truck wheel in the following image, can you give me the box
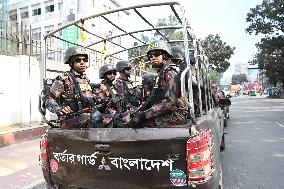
[224,118,227,127]
[220,134,225,151]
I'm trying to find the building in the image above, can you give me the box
[0,0,8,32]
[247,64,260,82]
[0,0,8,49]
[235,61,248,75]
[8,0,131,81]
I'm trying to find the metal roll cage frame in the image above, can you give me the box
[43,1,213,119]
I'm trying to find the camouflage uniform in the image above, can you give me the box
[142,64,188,126]
[115,78,141,109]
[129,40,189,127]
[46,69,94,128]
[93,79,119,127]
[115,60,141,110]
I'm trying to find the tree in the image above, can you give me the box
[231,73,248,85]
[246,0,284,87]
[209,69,223,85]
[155,15,184,42]
[246,0,284,35]
[201,34,235,73]
[250,36,284,87]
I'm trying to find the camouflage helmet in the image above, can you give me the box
[64,46,88,64]
[146,40,172,59]
[142,73,156,86]
[115,60,132,72]
[171,45,185,60]
[99,64,116,79]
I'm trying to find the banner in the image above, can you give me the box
[62,0,78,49]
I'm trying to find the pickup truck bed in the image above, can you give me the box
[40,109,224,189]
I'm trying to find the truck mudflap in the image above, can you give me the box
[47,127,191,189]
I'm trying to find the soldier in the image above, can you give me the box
[46,46,94,128]
[129,40,188,127]
[92,64,122,127]
[115,60,140,109]
[141,73,156,102]
[211,84,219,107]
[171,45,186,72]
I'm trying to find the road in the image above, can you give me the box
[1,96,283,189]
[0,138,44,189]
[222,96,284,189]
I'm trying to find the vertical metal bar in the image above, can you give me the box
[202,51,208,114]
[196,42,202,116]
[180,4,194,116]
[29,25,32,124]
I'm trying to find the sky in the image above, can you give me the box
[8,0,263,82]
[120,0,263,82]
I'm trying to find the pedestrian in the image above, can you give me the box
[129,40,188,127]
[115,60,141,110]
[46,46,95,128]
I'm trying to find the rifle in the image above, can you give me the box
[136,87,166,112]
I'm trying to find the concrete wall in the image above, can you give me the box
[0,55,41,126]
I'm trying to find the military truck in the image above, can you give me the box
[39,2,228,188]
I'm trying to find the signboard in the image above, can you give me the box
[62,0,78,49]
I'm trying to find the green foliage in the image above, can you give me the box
[246,0,284,87]
[250,36,284,87]
[246,0,284,35]
[155,15,183,44]
[128,15,184,70]
[231,73,248,85]
[209,69,223,84]
[201,34,235,73]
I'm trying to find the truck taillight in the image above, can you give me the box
[40,134,49,167]
[186,130,213,182]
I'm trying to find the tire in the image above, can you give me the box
[224,118,227,127]
[220,133,225,151]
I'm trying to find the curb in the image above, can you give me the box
[0,125,48,147]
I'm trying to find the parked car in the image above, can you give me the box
[39,2,227,189]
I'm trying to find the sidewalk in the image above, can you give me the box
[0,123,48,147]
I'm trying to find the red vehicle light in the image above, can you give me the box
[39,134,49,167]
[186,130,213,182]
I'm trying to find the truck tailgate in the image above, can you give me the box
[47,127,190,189]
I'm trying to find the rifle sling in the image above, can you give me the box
[66,71,84,114]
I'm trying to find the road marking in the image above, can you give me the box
[232,121,271,124]
[275,122,284,128]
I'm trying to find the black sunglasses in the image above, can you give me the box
[148,51,163,58]
[106,71,117,76]
[74,57,88,63]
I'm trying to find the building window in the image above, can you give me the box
[9,10,17,21]
[20,7,29,19]
[44,25,54,35]
[58,2,63,10]
[45,4,54,13]
[32,8,41,16]
[21,11,29,19]
[9,14,17,21]
[58,23,62,36]
[32,27,41,40]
